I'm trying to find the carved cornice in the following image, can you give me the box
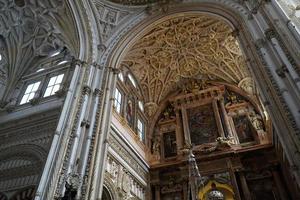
[108,134,148,181]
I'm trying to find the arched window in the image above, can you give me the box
[118,72,124,82]
[36,68,45,72]
[114,88,122,114]
[128,73,137,88]
[137,118,145,142]
[138,101,144,112]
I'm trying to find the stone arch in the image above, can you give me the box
[103,8,261,139]
[0,144,47,164]
[103,175,120,200]
[101,1,298,142]
[0,144,47,193]
[0,193,7,200]
[10,186,36,200]
[93,2,300,198]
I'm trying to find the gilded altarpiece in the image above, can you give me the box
[187,104,218,146]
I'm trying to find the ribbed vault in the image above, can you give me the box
[0,0,79,107]
[121,13,253,116]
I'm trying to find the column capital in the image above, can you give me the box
[276,65,289,78]
[93,88,103,97]
[255,38,267,48]
[82,85,92,95]
[264,28,278,40]
[72,58,86,67]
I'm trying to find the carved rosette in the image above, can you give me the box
[144,102,158,117]
[238,77,255,95]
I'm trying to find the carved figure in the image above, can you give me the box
[216,137,233,148]
[249,112,264,131]
[152,134,161,160]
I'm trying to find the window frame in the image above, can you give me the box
[113,87,123,114]
[18,80,43,105]
[137,117,145,143]
[43,73,65,98]
[127,73,137,88]
[17,63,70,108]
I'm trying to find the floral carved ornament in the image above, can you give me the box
[121,15,252,117]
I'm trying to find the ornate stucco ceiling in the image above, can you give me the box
[121,14,252,114]
[109,0,161,6]
[0,0,79,107]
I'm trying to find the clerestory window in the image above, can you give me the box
[137,118,145,142]
[43,74,64,97]
[138,101,144,112]
[20,81,41,104]
[114,88,122,114]
[128,73,137,88]
[118,72,124,82]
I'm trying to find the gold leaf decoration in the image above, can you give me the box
[121,14,251,107]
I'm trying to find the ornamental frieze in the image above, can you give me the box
[108,133,148,181]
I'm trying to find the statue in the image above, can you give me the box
[152,133,161,160]
[216,137,234,148]
[249,112,264,131]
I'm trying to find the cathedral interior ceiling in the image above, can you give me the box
[121,14,252,109]
[108,0,162,6]
[0,0,78,104]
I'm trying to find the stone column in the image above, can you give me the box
[255,39,300,128]
[219,98,235,140]
[265,29,300,92]
[155,185,161,200]
[181,108,191,146]
[239,172,251,200]
[212,99,225,138]
[272,169,289,200]
[88,67,120,200]
[175,109,184,152]
[35,59,86,200]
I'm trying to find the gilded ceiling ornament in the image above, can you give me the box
[121,14,251,110]
[238,77,255,95]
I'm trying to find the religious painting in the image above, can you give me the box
[125,98,134,128]
[187,104,218,146]
[233,115,254,143]
[163,131,177,158]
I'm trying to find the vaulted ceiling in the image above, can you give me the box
[121,14,253,113]
[0,0,78,106]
